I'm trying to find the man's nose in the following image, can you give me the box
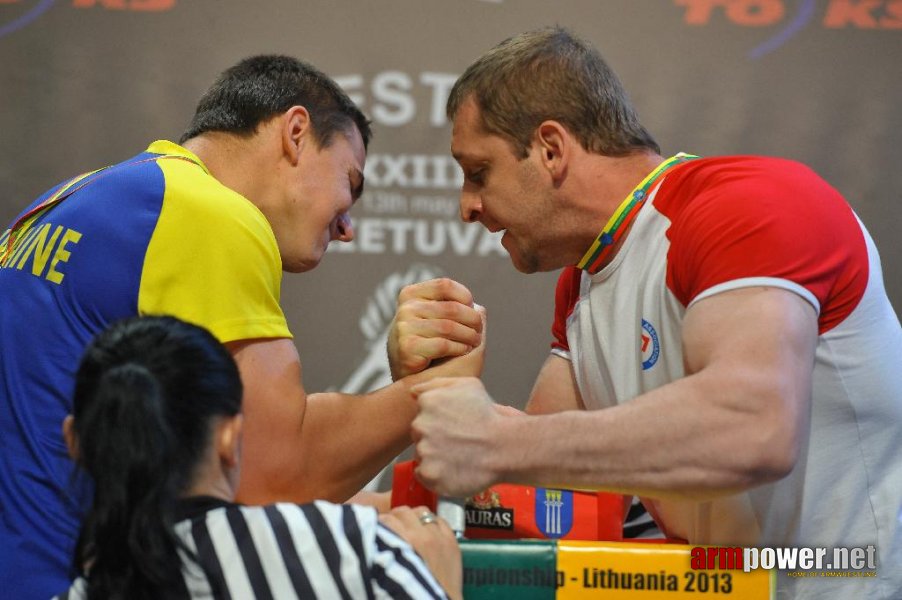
[333,213,354,242]
[459,191,482,223]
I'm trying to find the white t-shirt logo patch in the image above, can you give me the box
[641,319,660,370]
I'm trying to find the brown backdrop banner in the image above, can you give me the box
[2,1,900,447]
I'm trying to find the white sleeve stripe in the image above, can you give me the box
[373,526,447,598]
[371,564,418,599]
[550,347,572,361]
[374,533,438,594]
[688,277,821,314]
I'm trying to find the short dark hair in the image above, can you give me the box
[71,316,242,599]
[447,26,659,158]
[180,54,371,150]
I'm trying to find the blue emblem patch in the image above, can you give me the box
[641,319,660,370]
[535,488,573,539]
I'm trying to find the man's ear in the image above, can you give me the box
[282,105,313,166]
[535,120,570,183]
[216,414,243,469]
[62,415,78,461]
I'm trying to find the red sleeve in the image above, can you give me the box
[551,266,582,352]
[662,157,868,334]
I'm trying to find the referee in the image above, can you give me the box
[54,316,461,600]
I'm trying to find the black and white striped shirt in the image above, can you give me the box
[623,496,662,539]
[55,497,448,599]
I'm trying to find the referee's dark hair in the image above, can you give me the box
[179,54,372,151]
[69,316,242,600]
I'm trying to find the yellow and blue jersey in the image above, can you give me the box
[0,140,291,599]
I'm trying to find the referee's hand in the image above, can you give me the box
[380,505,462,600]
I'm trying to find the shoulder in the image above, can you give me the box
[663,155,820,187]
[265,501,381,543]
[657,155,843,218]
[660,154,856,246]
[140,149,281,280]
[658,156,868,324]
[178,501,379,560]
[156,158,274,237]
[271,499,378,522]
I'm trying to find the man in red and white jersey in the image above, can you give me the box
[388,27,902,599]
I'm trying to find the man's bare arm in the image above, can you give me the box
[230,333,484,505]
[412,286,817,500]
[525,354,585,415]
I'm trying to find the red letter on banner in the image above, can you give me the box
[823,0,881,27]
[129,0,175,10]
[726,0,784,25]
[674,0,730,25]
[881,0,902,28]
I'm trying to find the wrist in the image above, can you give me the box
[483,410,526,486]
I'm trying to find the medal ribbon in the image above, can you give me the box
[1,154,200,267]
[577,153,698,274]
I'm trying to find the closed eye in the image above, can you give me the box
[349,168,365,202]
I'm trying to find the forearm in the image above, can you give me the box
[494,370,800,500]
[245,366,467,504]
[299,361,482,502]
[238,381,417,505]
[298,383,418,502]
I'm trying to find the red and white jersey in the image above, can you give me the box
[551,156,902,597]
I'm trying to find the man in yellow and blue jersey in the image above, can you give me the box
[0,55,485,599]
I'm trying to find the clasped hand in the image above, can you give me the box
[387,278,486,380]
